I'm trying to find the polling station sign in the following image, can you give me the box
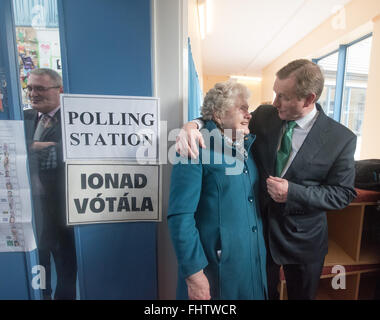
[60,94,159,162]
[66,162,161,225]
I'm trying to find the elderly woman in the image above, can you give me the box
[168,81,267,300]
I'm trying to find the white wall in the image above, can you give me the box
[153,0,188,299]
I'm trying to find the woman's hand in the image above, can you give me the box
[185,270,211,300]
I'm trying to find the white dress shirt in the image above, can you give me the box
[38,105,60,119]
[278,105,319,177]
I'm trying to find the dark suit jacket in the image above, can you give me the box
[24,108,66,241]
[249,104,357,265]
[24,108,63,169]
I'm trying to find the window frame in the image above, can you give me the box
[313,33,373,123]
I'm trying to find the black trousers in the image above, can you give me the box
[34,194,77,300]
[38,226,77,300]
[267,252,325,300]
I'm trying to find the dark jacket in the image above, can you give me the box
[250,104,357,265]
[24,108,66,238]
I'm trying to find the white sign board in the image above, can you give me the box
[60,94,159,162]
[66,162,161,225]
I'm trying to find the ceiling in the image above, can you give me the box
[201,0,352,77]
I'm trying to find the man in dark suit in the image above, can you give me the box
[24,68,77,300]
[250,60,356,300]
[177,59,357,300]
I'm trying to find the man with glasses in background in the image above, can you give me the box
[24,68,77,300]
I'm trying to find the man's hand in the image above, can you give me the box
[175,122,205,159]
[267,176,289,203]
[185,270,211,300]
[30,141,56,151]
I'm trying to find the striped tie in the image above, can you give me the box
[33,114,52,141]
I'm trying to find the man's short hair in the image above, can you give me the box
[276,59,324,101]
[29,68,63,87]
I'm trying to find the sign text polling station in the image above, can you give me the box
[60,94,159,161]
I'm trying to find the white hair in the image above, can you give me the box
[201,80,250,121]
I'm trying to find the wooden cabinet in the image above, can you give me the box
[279,202,380,300]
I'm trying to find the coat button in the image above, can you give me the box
[248,197,254,203]
[243,168,248,174]
[252,226,257,232]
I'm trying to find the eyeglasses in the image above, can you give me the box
[24,85,60,93]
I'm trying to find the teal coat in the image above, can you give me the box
[168,120,267,300]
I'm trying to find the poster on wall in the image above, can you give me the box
[0,120,36,252]
[60,94,160,163]
[66,162,161,225]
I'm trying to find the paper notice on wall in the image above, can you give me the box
[0,120,36,252]
[0,223,36,252]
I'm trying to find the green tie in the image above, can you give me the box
[275,120,297,177]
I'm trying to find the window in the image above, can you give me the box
[13,0,62,108]
[317,51,338,119]
[314,34,372,159]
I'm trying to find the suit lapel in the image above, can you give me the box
[24,109,39,143]
[266,118,283,177]
[283,105,329,179]
[256,112,283,178]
